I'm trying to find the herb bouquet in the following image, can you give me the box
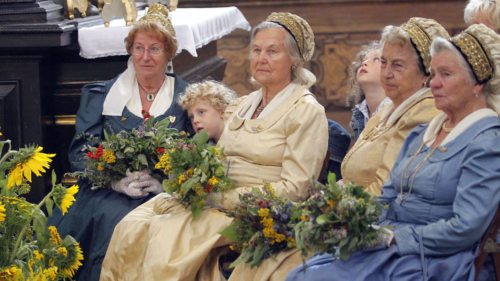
[219,184,302,267]
[0,134,83,280]
[156,131,233,219]
[74,117,180,188]
[294,173,382,260]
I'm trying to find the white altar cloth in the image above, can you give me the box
[78,6,251,59]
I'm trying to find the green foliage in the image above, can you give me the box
[294,173,382,260]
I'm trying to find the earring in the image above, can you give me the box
[291,65,297,71]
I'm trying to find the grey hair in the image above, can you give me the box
[430,37,477,85]
[346,41,382,106]
[380,25,425,75]
[464,0,500,29]
[250,21,317,87]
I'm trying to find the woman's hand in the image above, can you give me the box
[130,171,163,195]
[111,170,149,198]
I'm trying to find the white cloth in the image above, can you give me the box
[239,83,299,119]
[78,6,251,58]
[422,108,498,146]
[102,58,174,117]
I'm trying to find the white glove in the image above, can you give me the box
[371,225,395,248]
[129,171,163,195]
[110,170,149,199]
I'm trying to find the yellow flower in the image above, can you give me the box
[33,250,44,261]
[208,176,219,186]
[48,226,62,246]
[263,183,276,197]
[97,164,104,171]
[102,149,116,164]
[257,208,270,218]
[262,227,275,239]
[0,265,22,279]
[59,185,78,215]
[43,267,58,280]
[177,174,187,184]
[155,153,172,173]
[59,243,84,278]
[6,146,55,188]
[300,214,309,222]
[274,233,286,243]
[57,246,68,257]
[260,217,273,228]
[0,203,5,223]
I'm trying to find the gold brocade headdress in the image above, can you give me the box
[450,26,495,83]
[401,17,449,75]
[139,3,176,39]
[266,12,315,62]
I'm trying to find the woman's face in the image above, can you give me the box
[131,32,171,79]
[357,49,382,86]
[250,28,294,89]
[429,50,482,115]
[380,42,427,105]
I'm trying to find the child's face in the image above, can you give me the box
[187,100,225,142]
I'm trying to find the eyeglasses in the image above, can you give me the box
[131,45,164,56]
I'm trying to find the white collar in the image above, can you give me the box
[102,58,174,118]
[240,83,298,119]
[423,108,498,146]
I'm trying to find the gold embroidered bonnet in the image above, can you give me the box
[401,17,448,75]
[139,3,176,38]
[266,12,315,62]
[451,26,495,83]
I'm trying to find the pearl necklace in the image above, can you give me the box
[442,121,454,133]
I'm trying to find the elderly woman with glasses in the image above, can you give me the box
[287,23,500,281]
[341,17,446,196]
[47,4,191,280]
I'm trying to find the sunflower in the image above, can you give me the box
[0,265,22,280]
[6,146,55,189]
[59,242,84,278]
[59,185,78,215]
[0,202,5,223]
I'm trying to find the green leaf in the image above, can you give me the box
[251,242,267,267]
[137,154,148,166]
[45,197,54,217]
[219,224,238,242]
[193,131,209,146]
[316,214,330,225]
[327,172,337,185]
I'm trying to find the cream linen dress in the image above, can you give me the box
[341,87,439,196]
[100,82,328,281]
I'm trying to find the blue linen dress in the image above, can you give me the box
[287,116,500,281]
[47,74,191,281]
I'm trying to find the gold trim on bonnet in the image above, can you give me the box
[139,3,176,38]
[401,20,432,75]
[266,12,305,59]
[451,32,494,83]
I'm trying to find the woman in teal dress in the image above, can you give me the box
[47,4,192,281]
[287,23,500,281]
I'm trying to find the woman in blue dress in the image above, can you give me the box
[47,4,192,281]
[287,23,500,281]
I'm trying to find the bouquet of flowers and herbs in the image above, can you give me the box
[0,133,83,280]
[219,184,302,267]
[156,131,233,219]
[73,116,180,188]
[294,173,382,260]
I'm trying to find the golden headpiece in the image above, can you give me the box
[138,3,176,38]
[451,26,495,83]
[266,12,315,62]
[401,17,449,75]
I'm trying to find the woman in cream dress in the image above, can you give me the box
[100,12,328,281]
[341,17,447,196]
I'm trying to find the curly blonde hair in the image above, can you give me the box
[178,80,236,113]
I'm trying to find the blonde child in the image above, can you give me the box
[178,80,236,143]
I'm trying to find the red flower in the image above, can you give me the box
[87,145,103,159]
[155,147,165,154]
[204,184,214,193]
[141,110,151,120]
[258,200,268,208]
